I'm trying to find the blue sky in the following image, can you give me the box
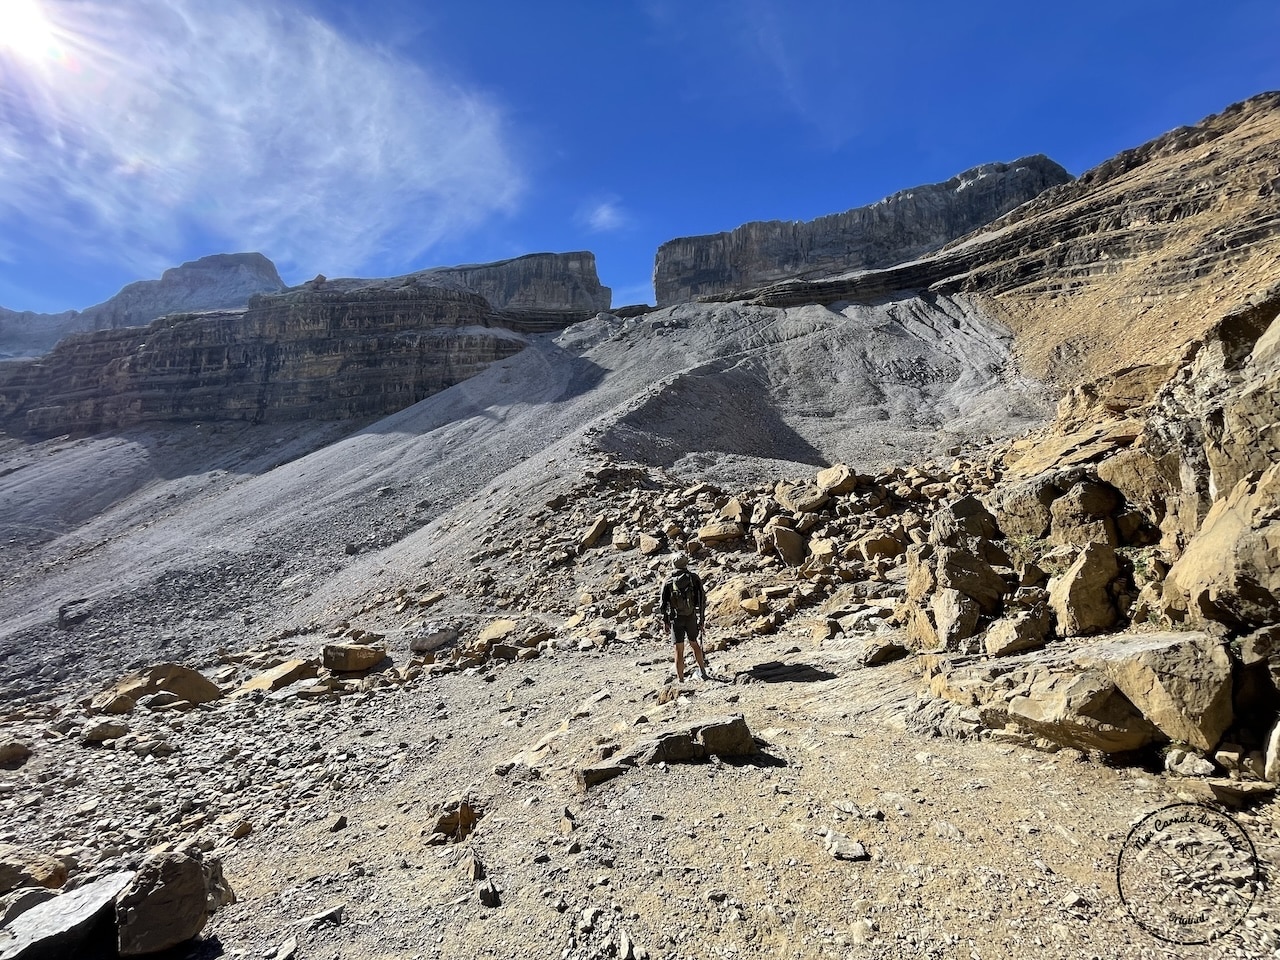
[0,0,1277,313]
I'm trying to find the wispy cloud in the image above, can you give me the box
[0,0,523,278]
[577,197,629,233]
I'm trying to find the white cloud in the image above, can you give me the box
[0,0,523,278]
[579,198,628,233]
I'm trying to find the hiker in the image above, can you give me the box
[659,554,710,682]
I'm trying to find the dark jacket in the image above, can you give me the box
[659,569,706,625]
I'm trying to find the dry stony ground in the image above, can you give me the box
[2,621,1279,960]
[1,301,1278,958]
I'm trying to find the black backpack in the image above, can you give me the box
[670,571,699,618]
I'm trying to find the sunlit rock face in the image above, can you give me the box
[0,252,611,436]
[0,253,287,358]
[652,156,1071,307]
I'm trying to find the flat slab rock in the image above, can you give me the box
[0,871,134,960]
[577,714,756,791]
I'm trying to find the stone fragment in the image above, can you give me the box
[1165,747,1215,777]
[775,481,829,513]
[233,659,319,696]
[0,871,133,960]
[0,887,57,928]
[322,643,387,672]
[82,721,129,744]
[0,845,68,895]
[930,495,1000,545]
[816,464,859,495]
[1049,481,1121,547]
[1074,631,1233,751]
[579,514,612,551]
[983,607,1052,656]
[823,831,869,862]
[934,547,1006,614]
[410,623,458,654]
[0,741,31,768]
[698,521,745,544]
[1048,542,1119,636]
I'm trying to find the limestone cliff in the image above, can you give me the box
[0,253,286,358]
[652,156,1071,306]
[0,252,610,436]
[741,92,1280,388]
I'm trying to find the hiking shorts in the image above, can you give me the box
[670,614,701,645]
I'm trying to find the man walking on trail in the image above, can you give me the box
[659,554,710,682]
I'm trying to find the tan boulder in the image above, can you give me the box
[91,663,223,715]
[1162,464,1280,629]
[934,547,1006,615]
[808,538,838,566]
[1003,671,1160,753]
[983,607,1052,656]
[1048,543,1119,636]
[931,589,980,650]
[579,513,612,551]
[719,497,752,523]
[322,643,387,673]
[767,525,807,566]
[1073,632,1233,751]
[816,464,859,495]
[638,533,663,556]
[992,474,1062,539]
[857,531,903,561]
[1048,481,1121,548]
[0,844,68,894]
[698,520,745,544]
[233,659,319,696]
[775,481,828,513]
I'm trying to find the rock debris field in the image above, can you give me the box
[0,299,1276,958]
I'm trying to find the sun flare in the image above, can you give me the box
[0,0,58,60]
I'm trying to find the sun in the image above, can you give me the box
[0,0,58,60]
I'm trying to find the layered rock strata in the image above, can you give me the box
[652,156,1071,306]
[0,253,286,358]
[0,253,610,436]
[738,92,1280,386]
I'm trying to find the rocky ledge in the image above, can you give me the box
[652,156,1071,306]
[0,253,611,437]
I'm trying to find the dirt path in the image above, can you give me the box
[3,621,1276,959]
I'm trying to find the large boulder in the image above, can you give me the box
[1073,632,1233,751]
[934,547,1006,615]
[1162,463,1280,629]
[1048,481,1121,548]
[1048,542,1119,636]
[321,643,387,673]
[90,663,223,714]
[1001,671,1160,753]
[992,474,1062,539]
[232,659,319,696]
[115,852,233,957]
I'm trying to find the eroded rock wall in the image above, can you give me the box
[0,253,286,358]
[0,253,611,437]
[652,156,1071,306]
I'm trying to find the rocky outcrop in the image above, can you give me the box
[653,156,1070,306]
[0,253,286,358]
[0,253,610,437]
[739,93,1280,386]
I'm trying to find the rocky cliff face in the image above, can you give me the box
[0,253,610,436]
[652,156,1072,306]
[0,253,286,358]
[742,92,1280,387]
